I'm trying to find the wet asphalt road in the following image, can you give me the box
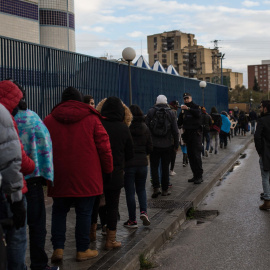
[152,143,270,270]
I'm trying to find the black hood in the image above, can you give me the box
[101,96,125,122]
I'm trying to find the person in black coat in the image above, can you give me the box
[254,100,270,210]
[178,92,203,184]
[96,97,134,250]
[123,105,153,228]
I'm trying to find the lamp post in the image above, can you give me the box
[122,47,136,105]
[199,80,207,107]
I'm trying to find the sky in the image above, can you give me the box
[74,0,270,87]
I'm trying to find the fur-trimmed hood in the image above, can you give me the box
[96,97,132,126]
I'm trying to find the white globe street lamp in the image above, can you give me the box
[199,81,207,107]
[122,47,136,105]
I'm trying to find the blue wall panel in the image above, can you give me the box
[0,36,228,119]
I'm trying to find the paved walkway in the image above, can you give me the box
[25,133,253,270]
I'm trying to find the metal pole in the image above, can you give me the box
[221,57,223,85]
[128,61,132,105]
[202,88,204,107]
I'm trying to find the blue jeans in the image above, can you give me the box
[259,157,270,200]
[26,179,48,270]
[51,196,96,252]
[124,166,148,221]
[0,193,27,270]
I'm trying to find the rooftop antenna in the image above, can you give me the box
[211,40,222,50]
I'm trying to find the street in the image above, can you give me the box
[152,143,270,270]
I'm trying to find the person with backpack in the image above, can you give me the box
[178,93,203,184]
[145,95,179,198]
[200,107,212,157]
[220,111,231,149]
[209,107,222,155]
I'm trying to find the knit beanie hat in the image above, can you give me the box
[156,95,167,104]
[62,87,82,102]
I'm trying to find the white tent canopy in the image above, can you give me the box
[152,61,166,72]
[166,64,180,76]
[134,55,151,69]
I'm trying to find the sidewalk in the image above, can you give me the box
[26,133,253,270]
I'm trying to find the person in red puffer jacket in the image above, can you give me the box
[44,87,113,263]
[0,79,35,270]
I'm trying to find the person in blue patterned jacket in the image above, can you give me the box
[14,87,57,270]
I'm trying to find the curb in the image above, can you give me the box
[110,137,254,270]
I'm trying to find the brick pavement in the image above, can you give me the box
[25,133,253,270]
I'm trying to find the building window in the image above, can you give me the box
[162,59,167,64]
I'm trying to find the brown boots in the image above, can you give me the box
[259,200,270,210]
[90,223,97,242]
[105,229,121,250]
[76,249,99,261]
[51,248,64,263]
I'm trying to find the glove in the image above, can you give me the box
[10,200,26,230]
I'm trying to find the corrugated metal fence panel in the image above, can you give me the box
[0,36,228,118]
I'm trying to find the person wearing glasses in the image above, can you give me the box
[177,93,203,184]
[83,95,95,108]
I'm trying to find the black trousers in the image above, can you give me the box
[103,189,121,231]
[170,145,177,171]
[26,177,48,270]
[185,130,203,179]
[150,146,171,191]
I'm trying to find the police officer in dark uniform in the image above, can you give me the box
[177,93,203,184]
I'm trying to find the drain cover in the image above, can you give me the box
[147,200,191,210]
[193,210,219,219]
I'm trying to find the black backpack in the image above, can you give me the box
[149,106,171,137]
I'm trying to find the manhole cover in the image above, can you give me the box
[147,200,191,209]
[193,210,219,219]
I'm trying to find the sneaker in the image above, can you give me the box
[183,163,186,167]
[123,220,138,228]
[169,170,176,176]
[140,211,150,226]
[45,266,60,270]
[205,150,208,157]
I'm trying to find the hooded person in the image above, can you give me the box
[14,87,57,270]
[43,87,113,262]
[145,95,179,197]
[0,79,35,270]
[123,104,153,228]
[220,111,231,149]
[95,97,134,250]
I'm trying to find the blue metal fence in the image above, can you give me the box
[0,36,228,119]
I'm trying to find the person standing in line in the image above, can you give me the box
[96,97,134,250]
[0,103,24,270]
[178,93,203,184]
[14,89,58,270]
[83,95,95,108]
[209,107,222,155]
[254,100,270,210]
[201,107,212,157]
[145,95,179,198]
[238,111,248,136]
[123,104,153,228]
[0,80,35,270]
[219,111,231,149]
[249,109,257,134]
[168,100,180,176]
[44,87,113,262]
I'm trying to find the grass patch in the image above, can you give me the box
[186,207,196,220]
[139,254,154,269]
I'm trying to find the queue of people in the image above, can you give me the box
[0,79,262,270]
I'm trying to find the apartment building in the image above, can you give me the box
[147,30,243,88]
[0,0,75,51]
[248,60,270,92]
